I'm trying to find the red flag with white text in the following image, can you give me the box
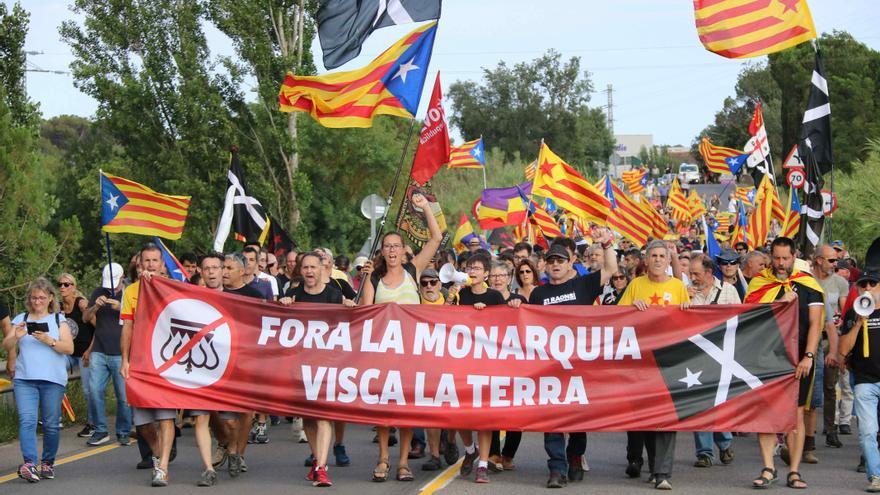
[409,72,450,185]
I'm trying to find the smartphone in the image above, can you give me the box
[26,322,50,335]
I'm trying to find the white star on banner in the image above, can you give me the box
[106,194,120,211]
[472,146,481,158]
[393,57,419,84]
[678,368,703,389]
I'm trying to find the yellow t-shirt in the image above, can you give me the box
[618,275,690,307]
[120,280,140,321]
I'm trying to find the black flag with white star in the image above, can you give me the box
[653,305,793,421]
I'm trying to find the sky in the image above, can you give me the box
[16,0,880,147]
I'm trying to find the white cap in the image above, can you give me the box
[101,263,124,289]
[353,255,368,269]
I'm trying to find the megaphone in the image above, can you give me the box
[439,263,469,286]
[855,293,877,317]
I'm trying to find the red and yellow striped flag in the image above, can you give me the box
[781,187,801,239]
[747,174,776,248]
[447,138,485,169]
[693,0,817,59]
[524,160,537,181]
[100,172,191,240]
[735,186,755,207]
[666,177,691,224]
[279,22,437,128]
[688,188,708,219]
[636,197,670,240]
[61,394,76,422]
[598,176,654,247]
[529,200,564,239]
[533,143,610,225]
[699,137,742,175]
[621,168,647,195]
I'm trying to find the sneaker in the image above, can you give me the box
[443,440,460,466]
[228,454,241,478]
[474,466,490,484]
[18,463,40,483]
[626,460,642,478]
[87,432,110,446]
[313,466,332,487]
[137,456,159,470]
[693,455,712,468]
[422,456,442,471]
[306,464,316,482]
[151,467,169,487]
[546,471,567,488]
[719,448,734,465]
[305,454,315,467]
[240,456,248,473]
[39,462,55,479]
[802,450,819,464]
[826,432,843,448]
[655,477,672,490]
[254,423,269,444]
[118,435,132,446]
[197,469,217,487]
[212,444,228,468]
[459,448,479,476]
[247,422,258,444]
[333,444,351,467]
[839,424,853,435]
[501,456,516,471]
[77,424,96,438]
[567,455,584,481]
[868,475,880,493]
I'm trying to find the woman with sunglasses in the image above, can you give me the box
[58,273,97,438]
[3,278,74,482]
[514,259,539,302]
[602,268,630,305]
[360,193,443,483]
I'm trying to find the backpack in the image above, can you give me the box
[370,262,418,293]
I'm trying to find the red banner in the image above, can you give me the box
[128,277,799,433]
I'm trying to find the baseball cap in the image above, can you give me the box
[353,255,368,269]
[545,244,571,261]
[101,263,124,289]
[420,268,440,280]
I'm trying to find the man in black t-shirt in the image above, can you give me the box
[519,230,618,488]
[838,265,880,492]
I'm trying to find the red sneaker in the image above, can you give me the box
[313,465,332,487]
[306,464,316,481]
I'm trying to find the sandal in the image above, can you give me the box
[786,471,807,489]
[752,467,777,489]
[372,459,390,482]
[396,465,414,482]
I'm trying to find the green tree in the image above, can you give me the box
[832,138,880,258]
[447,50,614,167]
[0,2,39,128]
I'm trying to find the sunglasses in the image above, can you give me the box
[611,275,627,281]
[420,279,439,287]
[858,280,879,289]
[518,269,533,275]
[546,258,568,265]
[58,282,74,288]
[718,260,739,266]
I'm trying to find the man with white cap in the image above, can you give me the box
[81,262,132,448]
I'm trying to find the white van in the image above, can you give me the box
[678,163,700,184]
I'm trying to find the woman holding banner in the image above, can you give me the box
[360,193,443,483]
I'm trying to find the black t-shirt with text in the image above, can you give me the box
[287,284,343,304]
[528,271,602,306]
[843,307,880,384]
[774,281,824,355]
[225,284,266,300]
[457,286,505,306]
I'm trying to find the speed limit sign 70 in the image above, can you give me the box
[787,169,805,189]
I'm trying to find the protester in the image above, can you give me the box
[3,278,74,482]
[82,263,133,448]
[58,272,97,438]
[120,243,177,487]
[415,267,449,472]
[618,240,689,490]
[514,258,539,301]
[837,239,880,492]
[601,268,629,305]
[516,229,617,488]
[360,193,442,483]
[242,245,277,301]
[741,250,768,281]
[716,248,747,301]
[687,253,739,469]
[180,252,199,278]
[277,250,299,294]
[745,237,824,489]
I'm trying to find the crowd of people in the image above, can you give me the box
[2,192,879,492]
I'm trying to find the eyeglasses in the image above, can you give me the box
[30,296,49,302]
[518,269,533,275]
[718,260,739,266]
[268,262,276,268]
[489,274,508,279]
[466,266,484,272]
[58,282,74,288]
[858,280,879,289]
[420,279,439,287]
[383,244,403,251]
[611,275,627,281]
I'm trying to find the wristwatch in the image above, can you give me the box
[804,351,815,359]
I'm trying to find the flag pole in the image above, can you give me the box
[479,134,487,190]
[354,117,419,303]
[99,170,117,297]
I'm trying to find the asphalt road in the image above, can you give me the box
[0,419,871,494]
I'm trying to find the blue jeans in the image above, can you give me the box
[89,352,131,437]
[693,432,732,459]
[14,379,65,465]
[67,356,97,425]
[855,383,880,479]
[544,432,586,474]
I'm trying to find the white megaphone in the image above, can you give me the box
[855,293,877,317]
[439,263,469,286]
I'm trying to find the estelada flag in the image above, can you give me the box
[279,22,437,128]
[410,72,450,185]
[100,172,191,240]
[693,0,816,59]
[666,177,691,224]
[534,143,610,225]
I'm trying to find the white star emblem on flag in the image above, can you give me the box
[106,194,120,211]
[393,57,419,84]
